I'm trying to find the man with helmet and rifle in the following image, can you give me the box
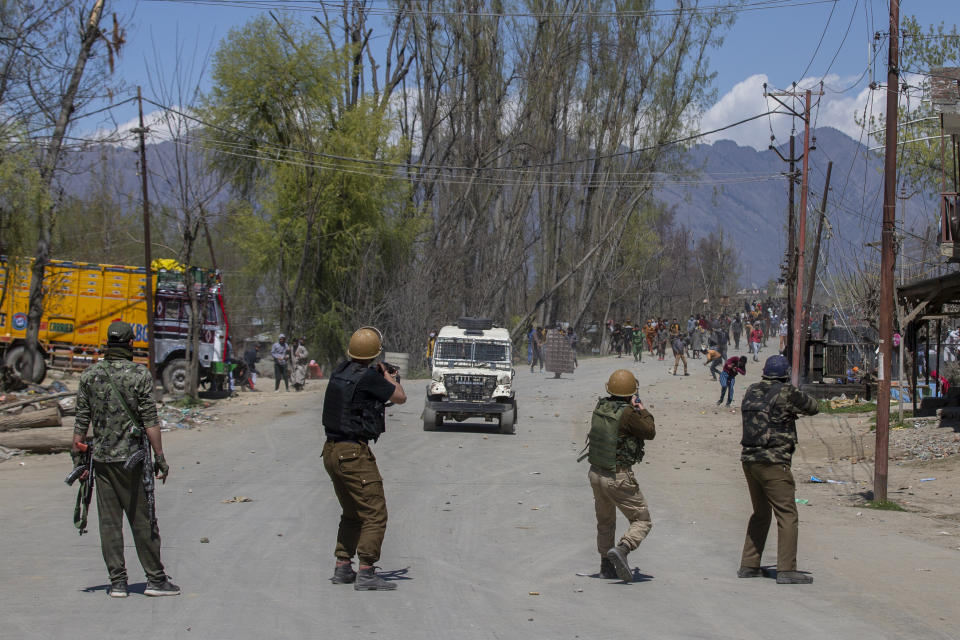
[737,354,819,584]
[580,369,656,582]
[322,326,406,591]
[70,320,178,598]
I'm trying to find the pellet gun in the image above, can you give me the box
[381,361,401,383]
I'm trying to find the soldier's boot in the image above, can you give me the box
[332,561,357,584]
[776,571,813,584]
[605,544,632,583]
[354,567,397,591]
[737,567,763,578]
[599,557,618,579]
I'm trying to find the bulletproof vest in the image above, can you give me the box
[322,361,386,442]
[740,381,793,448]
[587,397,645,471]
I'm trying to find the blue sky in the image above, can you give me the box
[90,0,954,149]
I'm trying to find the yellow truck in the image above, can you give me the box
[0,257,230,393]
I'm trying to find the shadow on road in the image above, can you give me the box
[379,567,412,583]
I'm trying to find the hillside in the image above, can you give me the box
[59,127,935,285]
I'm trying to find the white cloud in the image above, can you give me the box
[699,73,884,149]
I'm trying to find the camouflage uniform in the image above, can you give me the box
[74,347,166,586]
[739,379,818,574]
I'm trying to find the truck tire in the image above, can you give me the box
[4,345,47,383]
[162,358,189,394]
[422,405,441,431]
[499,403,516,435]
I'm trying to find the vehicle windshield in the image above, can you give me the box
[435,338,510,364]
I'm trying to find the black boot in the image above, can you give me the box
[354,567,397,591]
[332,561,356,584]
[605,544,632,582]
[599,557,618,579]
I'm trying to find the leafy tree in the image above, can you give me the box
[199,14,418,364]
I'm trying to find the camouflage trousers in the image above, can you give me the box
[323,440,387,566]
[588,466,652,556]
[94,461,166,584]
[740,461,799,572]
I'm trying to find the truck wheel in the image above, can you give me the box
[422,405,437,431]
[162,358,189,394]
[499,404,515,435]
[4,345,47,383]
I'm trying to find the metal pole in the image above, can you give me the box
[786,135,796,361]
[791,90,812,386]
[874,0,900,503]
[136,86,156,380]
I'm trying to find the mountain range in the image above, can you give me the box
[60,126,935,286]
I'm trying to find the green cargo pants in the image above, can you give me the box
[94,461,166,584]
[322,440,387,566]
[740,461,799,572]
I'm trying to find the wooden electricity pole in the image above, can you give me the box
[875,0,901,503]
[133,86,156,379]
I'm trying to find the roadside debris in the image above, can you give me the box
[222,496,253,503]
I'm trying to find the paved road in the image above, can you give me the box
[1,356,958,639]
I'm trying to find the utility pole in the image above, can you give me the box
[766,85,822,385]
[133,86,156,380]
[804,161,833,328]
[767,126,797,360]
[875,0,900,503]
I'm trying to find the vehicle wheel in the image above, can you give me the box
[422,405,437,431]
[162,358,189,394]
[499,404,516,435]
[4,344,46,383]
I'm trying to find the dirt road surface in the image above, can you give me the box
[2,346,959,639]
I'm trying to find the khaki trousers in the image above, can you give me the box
[94,461,165,584]
[588,466,652,556]
[740,461,799,572]
[672,352,687,375]
[323,440,387,566]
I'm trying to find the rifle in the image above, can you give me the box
[65,440,94,535]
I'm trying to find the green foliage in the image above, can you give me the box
[0,139,46,256]
[199,13,419,364]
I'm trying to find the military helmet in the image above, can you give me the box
[347,326,383,360]
[107,320,134,344]
[762,354,790,380]
[606,369,638,397]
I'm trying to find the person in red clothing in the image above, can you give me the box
[749,327,764,362]
[718,355,747,407]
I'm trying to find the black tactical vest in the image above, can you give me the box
[740,381,793,448]
[322,361,386,442]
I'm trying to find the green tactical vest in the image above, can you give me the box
[587,397,645,471]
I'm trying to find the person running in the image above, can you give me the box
[718,356,748,407]
[750,326,764,362]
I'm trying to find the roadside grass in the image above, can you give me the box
[819,400,877,415]
[170,396,205,408]
[865,499,907,511]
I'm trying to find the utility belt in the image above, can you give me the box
[326,436,369,445]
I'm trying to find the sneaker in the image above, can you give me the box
[354,567,397,591]
[144,579,181,596]
[776,571,813,584]
[599,557,618,579]
[332,561,357,584]
[108,581,128,598]
[737,567,763,578]
[605,544,632,582]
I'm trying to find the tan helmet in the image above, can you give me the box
[347,326,383,360]
[606,369,638,397]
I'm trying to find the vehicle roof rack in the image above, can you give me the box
[457,316,494,331]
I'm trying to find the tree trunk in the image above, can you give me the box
[0,406,61,431]
[0,425,73,451]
